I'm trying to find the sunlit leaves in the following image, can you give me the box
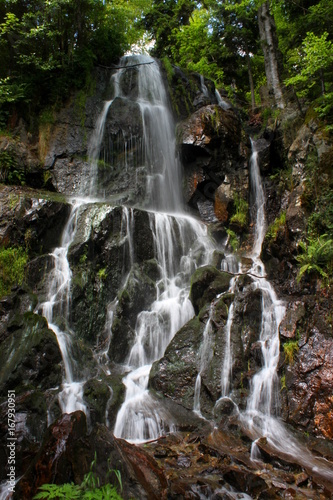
[285,31,333,95]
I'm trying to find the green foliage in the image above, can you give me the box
[33,454,123,500]
[308,190,333,237]
[284,31,333,106]
[296,234,333,283]
[0,0,147,113]
[0,246,28,299]
[0,149,25,185]
[172,9,224,86]
[280,373,287,391]
[162,56,175,84]
[265,211,286,242]
[226,229,239,252]
[97,267,107,281]
[230,194,249,229]
[283,340,299,365]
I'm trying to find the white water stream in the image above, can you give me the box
[39,200,87,415]
[114,212,215,442]
[240,142,333,480]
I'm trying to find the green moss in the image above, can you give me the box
[0,246,28,298]
[230,194,249,229]
[280,373,287,391]
[39,108,56,125]
[162,56,175,84]
[283,340,299,364]
[75,89,87,128]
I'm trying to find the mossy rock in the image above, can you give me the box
[0,312,62,394]
[149,316,203,411]
[108,264,157,363]
[189,265,231,313]
[83,378,112,426]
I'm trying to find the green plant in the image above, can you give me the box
[162,56,175,84]
[39,108,56,126]
[33,454,123,499]
[265,211,286,242]
[269,169,293,194]
[226,229,239,252]
[283,340,299,365]
[80,253,88,264]
[0,150,25,186]
[230,194,249,229]
[0,246,28,298]
[97,267,107,280]
[296,234,333,282]
[280,373,287,391]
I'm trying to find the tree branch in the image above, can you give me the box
[98,61,155,70]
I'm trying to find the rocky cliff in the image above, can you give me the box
[0,59,333,499]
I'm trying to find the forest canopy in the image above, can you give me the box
[0,0,332,127]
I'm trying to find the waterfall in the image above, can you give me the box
[114,213,214,442]
[215,88,231,110]
[39,200,87,415]
[240,142,333,480]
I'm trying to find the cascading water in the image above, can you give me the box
[114,212,215,442]
[39,200,87,415]
[105,56,216,442]
[241,142,333,480]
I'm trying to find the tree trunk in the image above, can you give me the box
[258,1,285,109]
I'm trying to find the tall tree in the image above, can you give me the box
[257,1,285,108]
[144,0,197,58]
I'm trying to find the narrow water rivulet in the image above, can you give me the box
[238,142,333,481]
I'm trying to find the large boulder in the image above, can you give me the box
[15,411,167,500]
[68,204,155,345]
[177,105,249,223]
[0,294,63,484]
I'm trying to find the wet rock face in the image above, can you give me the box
[0,294,63,484]
[150,266,264,417]
[68,204,155,346]
[15,411,167,500]
[177,105,249,223]
[282,327,333,439]
[189,265,231,314]
[0,135,43,188]
[0,185,70,254]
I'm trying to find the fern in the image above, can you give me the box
[296,234,333,282]
[33,454,123,500]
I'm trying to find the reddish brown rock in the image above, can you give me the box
[116,438,168,500]
[279,301,306,339]
[284,328,333,438]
